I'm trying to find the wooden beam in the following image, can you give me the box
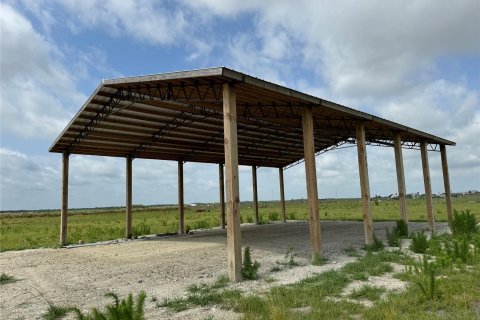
[440,145,453,227]
[301,106,322,259]
[178,160,185,234]
[60,151,69,246]
[279,167,286,222]
[356,122,373,245]
[223,83,242,282]
[421,142,435,232]
[219,163,226,229]
[252,166,259,225]
[394,134,408,223]
[126,155,133,239]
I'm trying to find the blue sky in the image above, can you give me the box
[1,0,479,210]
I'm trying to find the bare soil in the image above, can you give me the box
[0,220,447,319]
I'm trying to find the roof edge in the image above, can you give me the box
[103,67,225,85]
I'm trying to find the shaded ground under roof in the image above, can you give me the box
[49,67,455,168]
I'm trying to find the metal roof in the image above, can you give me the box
[49,67,455,168]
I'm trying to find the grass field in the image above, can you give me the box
[1,195,479,252]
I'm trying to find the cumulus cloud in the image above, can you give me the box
[0,148,60,210]
[0,2,84,140]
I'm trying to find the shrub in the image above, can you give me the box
[452,209,478,238]
[287,212,297,220]
[242,247,260,280]
[410,231,428,253]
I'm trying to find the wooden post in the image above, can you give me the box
[356,122,373,245]
[60,151,69,246]
[126,155,133,239]
[219,163,226,229]
[421,142,435,232]
[252,166,259,225]
[279,167,286,222]
[178,160,185,234]
[223,83,242,282]
[301,106,322,259]
[440,145,453,227]
[394,134,408,223]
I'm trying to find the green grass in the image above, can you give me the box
[158,275,241,312]
[1,195,479,252]
[348,285,386,301]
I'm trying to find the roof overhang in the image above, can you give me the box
[49,67,455,168]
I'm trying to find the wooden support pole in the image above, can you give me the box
[219,163,226,229]
[279,167,286,222]
[440,145,453,227]
[421,142,435,232]
[356,122,373,245]
[302,106,322,259]
[252,166,259,225]
[126,155,133,239]
[60,151,69,246]
[223,83,242,282]
[178,160,185,234]
[394,134,408,223]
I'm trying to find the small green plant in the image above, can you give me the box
[386,227,400,247]
[287,212,297,220]
[451,209,478,238]
[395,219,409,237]
[344,246,361,257]
[269,265,282,272]
[283,245,299,267]
[365,233,384,252]
[312,254,328,266]
[268,211,279,222]
[410,231,428,253]
[42,292,147,320]
[0,272,17,285]
[246,215,254,223]
[443,236,474,265]
[242,247,260,280]
[42,303,74,320]
[414,256,438,299]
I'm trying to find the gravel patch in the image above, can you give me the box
[0,220,448,319]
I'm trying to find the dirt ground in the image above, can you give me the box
[0,220,447,319]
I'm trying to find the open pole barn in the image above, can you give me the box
[49,67,455,282]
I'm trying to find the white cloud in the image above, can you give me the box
[51,0,187,46]
[0,3,85,140]
[0,148,59,210]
